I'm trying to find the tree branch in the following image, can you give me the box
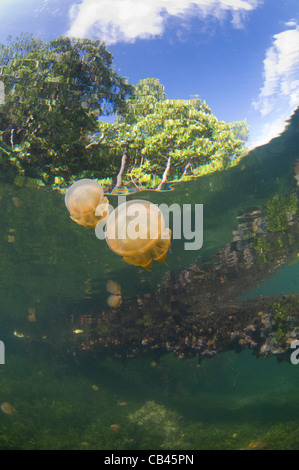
[180,162,190,179]
[156,155,171,191]
[112,140,131,193]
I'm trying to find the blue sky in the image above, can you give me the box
[0,0,298,148]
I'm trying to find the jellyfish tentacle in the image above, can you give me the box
[70,210,97,228]
[95,196,110,223]
[123,251,153,270]
[150,229,172,263]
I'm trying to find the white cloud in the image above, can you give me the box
[252,23,299,117]
[67,0,259,43]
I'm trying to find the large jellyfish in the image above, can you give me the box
[105,200,171,269]
[65,179,109,229]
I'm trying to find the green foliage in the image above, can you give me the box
[271,300,292,342]
[0,34,132,183]
[96,77,249,192]
[123,77,166,121]
[0,40,248,191]
[253,192,298,264]
[253,236,271,264]
[265,193,298,232]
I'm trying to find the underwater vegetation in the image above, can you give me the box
[265,193,298,232]
[128,401,184,449]
[1,351,299,450]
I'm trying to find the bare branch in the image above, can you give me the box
[112,141,131,193]
[156,155,171,191]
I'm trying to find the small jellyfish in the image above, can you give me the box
[105,200,171,269]
[65,179,109,229]
[28,307,36,322]
[106,280,122,307]
[106,280,121,296]
[107,295,122,308]
[12,196,22,207]
[110,424,121,432]
[1,402,16,415]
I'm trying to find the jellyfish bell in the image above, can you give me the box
[107,294,122,308]
[1,402,16,415]
[65,179,109,229]
[105,200,171,269]
[106,280,121,296]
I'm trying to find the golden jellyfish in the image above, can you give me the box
[106,280,121,296]
[106,280,122,308]
[28,307,36,322]
[107,295,122,308]
[110,424,121,432]
[65,179,109,229]
[105,200,171,270]
[1,402,16,415]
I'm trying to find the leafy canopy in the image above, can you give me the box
[0,38,248,192]
[96,78,249,191]
[0,34,132,182]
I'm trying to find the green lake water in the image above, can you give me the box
[0,112,299,450]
